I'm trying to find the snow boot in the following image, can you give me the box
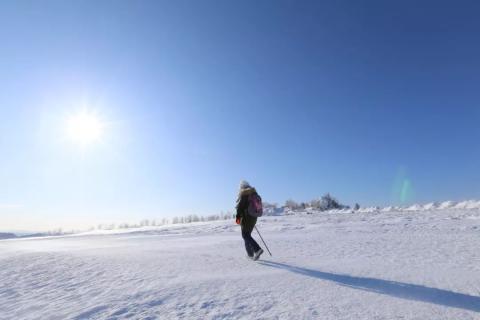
[253,248,264,261]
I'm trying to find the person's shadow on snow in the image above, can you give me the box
[259,261,480,313]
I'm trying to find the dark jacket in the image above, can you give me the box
[236,187,258,232]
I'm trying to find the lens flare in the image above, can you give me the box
[400,179,412,203]
[392,167,414,205]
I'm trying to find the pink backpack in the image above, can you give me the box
[247,193,263,217]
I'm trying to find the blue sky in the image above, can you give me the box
[1,1,480,230]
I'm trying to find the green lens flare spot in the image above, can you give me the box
[400,179,412,203]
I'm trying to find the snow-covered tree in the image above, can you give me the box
[285,199,301,211]
[319,193,345,210]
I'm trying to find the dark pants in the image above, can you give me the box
[241,215,261,257]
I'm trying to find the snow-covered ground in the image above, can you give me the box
[1,208,480,319]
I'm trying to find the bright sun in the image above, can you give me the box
[66,110,104,146]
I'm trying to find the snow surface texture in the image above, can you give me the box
[1,208,480,319]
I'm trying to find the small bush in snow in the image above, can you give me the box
[285,199,302,211]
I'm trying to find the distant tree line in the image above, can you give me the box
[93,194,358,231]
[278,193,358,213]
[94,211,235,230]
[87,194,359,232]
[10,194,360,236]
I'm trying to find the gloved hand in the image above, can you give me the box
[235,217,241,225]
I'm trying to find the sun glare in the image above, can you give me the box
[66,110,104,146]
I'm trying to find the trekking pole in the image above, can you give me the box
[254,225,272,256]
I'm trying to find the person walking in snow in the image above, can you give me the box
[236,180,264,260]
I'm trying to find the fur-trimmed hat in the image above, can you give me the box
[239,180,251,190]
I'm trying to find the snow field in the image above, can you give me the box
[1,209,479,319]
